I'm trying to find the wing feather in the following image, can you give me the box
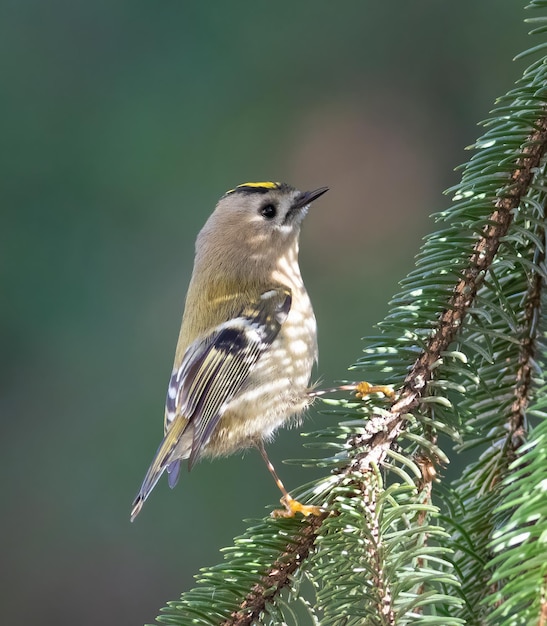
[167,288,291,468]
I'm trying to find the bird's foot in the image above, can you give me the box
[309,381,394,400]
[352,381,395,400]
[271,495,324,518]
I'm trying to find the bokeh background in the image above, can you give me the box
[2,2,531,624]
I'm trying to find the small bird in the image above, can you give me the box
[131,182,329,521]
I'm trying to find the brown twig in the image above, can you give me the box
[362,480,396,625]
[507,242,545,460]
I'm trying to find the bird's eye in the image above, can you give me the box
[260,203,277,219]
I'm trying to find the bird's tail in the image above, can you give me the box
[130,418,191,522]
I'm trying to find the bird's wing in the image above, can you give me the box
[131,288,292,521]
[165,287,292,468]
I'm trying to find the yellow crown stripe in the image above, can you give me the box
[238,181,279,189]
[225,181,280,194]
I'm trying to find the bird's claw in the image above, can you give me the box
[271,495,324,518]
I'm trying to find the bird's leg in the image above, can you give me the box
[255,382,393,519]
[309,381,395,400]
[256,440,323,518]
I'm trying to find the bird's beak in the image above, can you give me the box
[293,186,329,210]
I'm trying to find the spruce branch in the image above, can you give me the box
[360,480,395,625]
[506,227,545,459]
[221,513,327,626]
[344,113,547,478]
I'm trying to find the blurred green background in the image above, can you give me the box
[2,1,530,624]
